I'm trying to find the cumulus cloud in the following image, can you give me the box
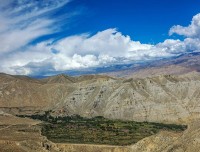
[0,26,156,75]
[52,28,153,58]
[1,28,191,76]
[1,28,200,75]
[169,13,200,38]
[1,1,200,76]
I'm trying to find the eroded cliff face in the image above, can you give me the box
[51,72,200,124]
[1,72,200,152]
[1,72,200,124]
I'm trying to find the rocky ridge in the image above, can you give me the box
[1,72,200,152]
[1,72,200,124]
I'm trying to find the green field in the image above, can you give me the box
[17,113,187,146]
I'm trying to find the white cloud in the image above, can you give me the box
[0,19,53,54]
[0,0,70,54]
[1,2,200,76]
[53,28,153,58]
[155,39,186,54]
[2,26,200,76]
[0,28,182,75]
[169,13,200,38]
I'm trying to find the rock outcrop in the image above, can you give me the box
[1,72,200,151]
[1,72,200,124]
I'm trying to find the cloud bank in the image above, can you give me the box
[1,1,200,76]
[169,14,200,38]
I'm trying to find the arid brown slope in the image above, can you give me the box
[0,113,51,152]
[0,112,199,152]
[1,72,200,151]
[1,72,200,123]
[0,112,132,152]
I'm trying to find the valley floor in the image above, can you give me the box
[1,113,199,152]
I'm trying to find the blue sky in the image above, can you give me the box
[64,0,200,43]
[0,0,200,76]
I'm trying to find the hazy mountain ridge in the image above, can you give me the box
[101,52,200,78]
[1,54,200,151]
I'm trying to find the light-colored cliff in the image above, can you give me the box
[1,72,200,152]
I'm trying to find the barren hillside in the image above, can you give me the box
[1,71,200,152]
[1,72,200,124]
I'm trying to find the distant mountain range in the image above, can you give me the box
[31,52,200,78]
[1,53,200,151]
